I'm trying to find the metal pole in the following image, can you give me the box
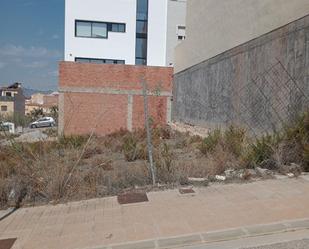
[141,78,156,185]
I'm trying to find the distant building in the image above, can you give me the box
[25,92,59,115]
[65,0,186,66]
[59,0,186,136]
[43,92,59,109]
[0,83,25,116]
[30,93,45,105]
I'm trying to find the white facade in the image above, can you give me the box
[64,0,186,67]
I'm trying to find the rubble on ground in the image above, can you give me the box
[169,122,209,138]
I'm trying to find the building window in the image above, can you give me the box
[92,23,107,38]
[135,37,147,64]
[135,0,148,65]
[108,23,126,33]
[75,57,125,64]
[136,0,148,20]
[177,25,186,41]
[5,92,12,97]
[76,20,126,39]
[76,21,107,38]
[76,21,92,37]
[1,106,7,112]
[136,21,147,35]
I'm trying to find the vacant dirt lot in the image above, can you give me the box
[0,110,309,209]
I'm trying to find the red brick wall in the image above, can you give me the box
[132,96,167,130]
[59,62,173,136]
[63,93,128,135]
[59,62,173,91]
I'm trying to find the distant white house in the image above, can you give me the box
[64,0,187,67]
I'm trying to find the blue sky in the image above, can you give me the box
[0,0,64,91]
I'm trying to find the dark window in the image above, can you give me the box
[105,59,114,64]
[75,21,107,39]
[135,58,147,65]
[75,57,125,65]
[109,23,126,32]
[76,20,126,39]
[92,22,107,38]
[135,0,148,65]
[136,21,147,35]
[135,38,147,59]
[1,106,7,112]
[75,58,91,63]
[76,21,92,37]
[177,25,186,40]
[5,92,12,97]
[136,0,148,20]
[90,59,105,64]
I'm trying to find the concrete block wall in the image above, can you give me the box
[59,62,173,136]
[173,14,309,134]
[175,0,309,73]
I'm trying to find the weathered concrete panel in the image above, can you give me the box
[175,0,309,73]
[173,15,309,134]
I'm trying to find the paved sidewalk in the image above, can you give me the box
[0,177,309,249]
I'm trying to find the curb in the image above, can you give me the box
[0,208,17,222]
[91,218,309,249]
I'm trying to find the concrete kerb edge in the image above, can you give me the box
[92,218,309,249]
[0,208,17,221]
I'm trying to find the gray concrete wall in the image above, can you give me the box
[175,0,309,73]
[173,14,309,134]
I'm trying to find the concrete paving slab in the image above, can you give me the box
[286,219,309,230]
[202,228,247,242]
[0,208,16,221]
[0,178,309,249]
[180,230,309,249]
[301,174,309,182]
[157,234,202,248]
[111,240,155,249]
[245,223,287,236]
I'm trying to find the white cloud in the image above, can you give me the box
[24,61,49,69]
[0,45,61,58]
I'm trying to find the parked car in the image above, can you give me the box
[30,117,55,128]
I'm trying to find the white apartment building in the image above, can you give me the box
[64,0,186,67]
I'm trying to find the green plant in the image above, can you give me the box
[49,106,59,121]
[122,133,145,161]
[224,126,246,157]
[199,129,221,155]
[302,144,309,172]
[155,142,175,183]
[29,108,44,121]
[159,142,173,173]
[58,135,88,149]
[245,135,274,165]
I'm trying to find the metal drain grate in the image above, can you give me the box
[117,192,148,205]
[0,238,16,249]
[179,188,195,194]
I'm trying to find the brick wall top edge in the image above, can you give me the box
[59,62,173,91]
